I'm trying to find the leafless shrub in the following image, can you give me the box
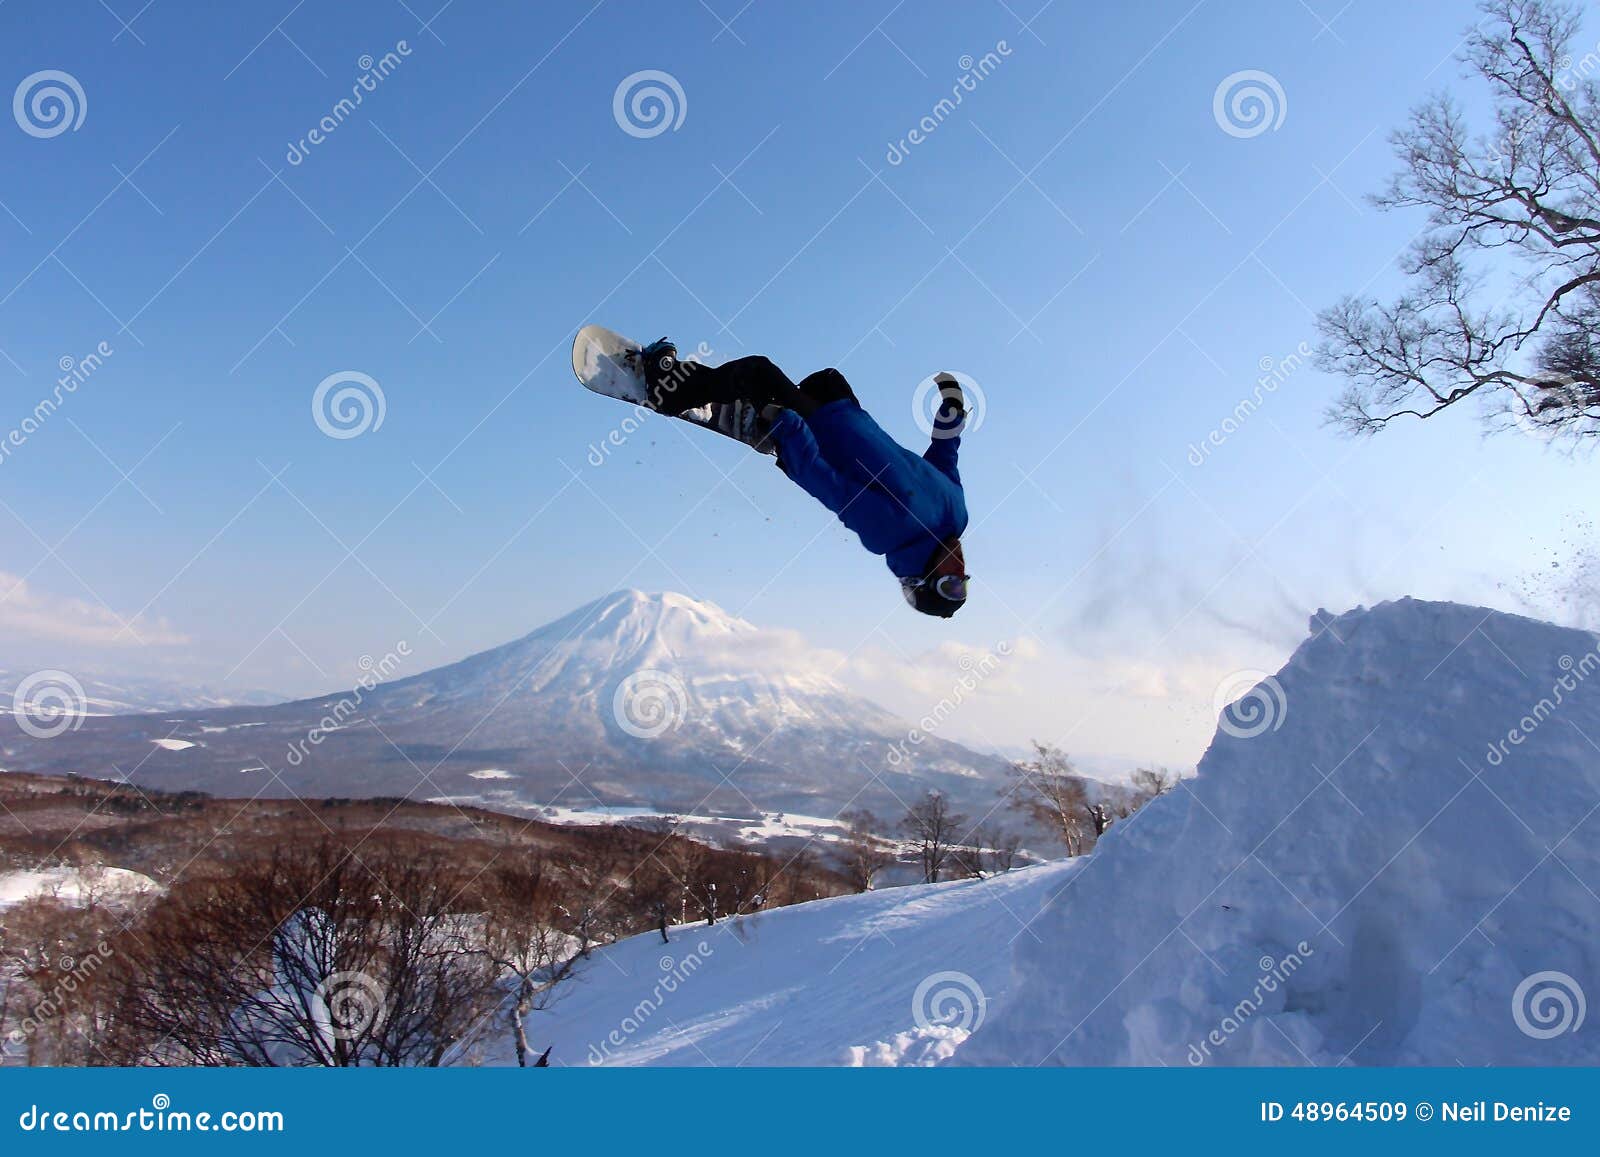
[104,838,500,1066]
[951,826,1023,878]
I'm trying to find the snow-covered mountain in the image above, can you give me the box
[0,591,1011,826]
[368,589,914,742]
[0,669,282,715]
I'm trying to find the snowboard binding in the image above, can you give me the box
[630,337,681,403]
[572,325,778,456]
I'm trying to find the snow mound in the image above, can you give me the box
[959,599,1600,1066]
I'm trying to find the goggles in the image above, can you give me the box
[900,572,970,607]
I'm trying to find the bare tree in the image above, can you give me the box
[901,792,967,883]
[676,841,719,926]
[838,809,896,891]
[763,844,833,907]
[648,817,712,926]
[1317,0,1600,440]
[480,853,583,1069]
[0,894,125,1065]
[1008,742,1091,855]
[1130,766,1178,803]
[988,829,1023,873]
[631,857,678,944]
[716,848,773,917]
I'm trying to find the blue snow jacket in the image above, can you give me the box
[769,400,967,578]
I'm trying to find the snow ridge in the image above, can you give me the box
[958,598,1600,1066]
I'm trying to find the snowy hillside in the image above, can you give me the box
[511,859,1080,1067]
[961,599,1600,1066]
[0,591,1010,824]
[517,598,1598,1068]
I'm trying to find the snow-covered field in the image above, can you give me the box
[514,859,1080,1067]
[0,866,157,909]
[437,798,854,847]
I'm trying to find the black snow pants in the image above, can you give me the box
[649,355,856,418]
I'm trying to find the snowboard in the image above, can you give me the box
[571,325,777,455]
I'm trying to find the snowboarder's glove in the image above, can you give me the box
[760,404,786,423]
[932,372,966,430]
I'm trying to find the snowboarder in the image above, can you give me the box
[631,340,970,618]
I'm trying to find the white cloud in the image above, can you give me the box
[680,623,1042,712]
[0,571,187,646]
[840,635,1043,700]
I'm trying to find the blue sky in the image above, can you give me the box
[2,0,1593,765]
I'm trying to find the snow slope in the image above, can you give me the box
[0,866,157,909]
[514,859,1080,1067]
[960,599,1600,1066]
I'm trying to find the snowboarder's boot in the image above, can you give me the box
[631,337,687,412]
